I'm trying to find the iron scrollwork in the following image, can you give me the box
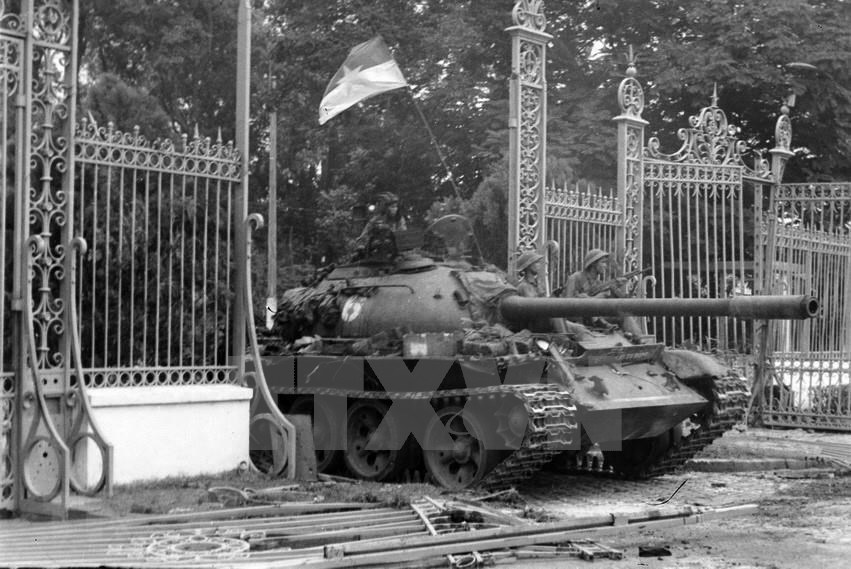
[615,54,646,275]
[645,85,772,181]
[512,0,546,31]
[28,0,74,370]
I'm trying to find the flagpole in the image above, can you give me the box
[407,89,462,201]
[406,88,486,262]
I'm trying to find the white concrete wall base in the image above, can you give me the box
[78,385,252,487]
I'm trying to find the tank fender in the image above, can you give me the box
[661,349,731,380]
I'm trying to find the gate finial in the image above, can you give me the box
[711,83,719,107]
[512,0,546,31]
[626,45,636,77]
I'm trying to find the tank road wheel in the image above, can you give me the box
[344,400,411,481]
[423,405,504,490]
[288,396,343,474]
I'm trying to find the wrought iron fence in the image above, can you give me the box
[72,120,241,387]
[545,183,622,290]
[640,98,773,352]
[759,183,851,431]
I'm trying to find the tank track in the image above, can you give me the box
[605,371,750,478]
[287,383,578,489]
[479,384,578,489]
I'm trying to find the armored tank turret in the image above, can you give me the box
[264,216,818,489]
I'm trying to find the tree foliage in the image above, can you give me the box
[77,0,851,270]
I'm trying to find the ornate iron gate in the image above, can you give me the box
[543,55,788,356]
[1,0,114,517]
[756,183,851,430]
[607,60,791,353]
[1,0,293,516]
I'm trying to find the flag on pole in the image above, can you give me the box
[318,36,408,125]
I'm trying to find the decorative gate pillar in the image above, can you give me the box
[507,0,551,275]
[613,50,647,276]
[2,0,111,518]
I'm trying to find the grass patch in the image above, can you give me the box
[96,470,445,517]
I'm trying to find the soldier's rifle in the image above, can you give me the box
[587,266,652,297]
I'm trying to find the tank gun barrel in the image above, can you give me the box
[499,294,819,322]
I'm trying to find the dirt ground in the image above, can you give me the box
[4,427,851,568]
[504,427,851,569]
[507,469,851,569]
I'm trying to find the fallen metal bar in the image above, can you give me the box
[0,519,423,553]
[1,508,414,543]
[0,512,420,551]
[324,504,704,557]
[0,507,405,539]
[0,502,389,536]
[272,504,758,569]
[308,504,757,566]
[249,522,427,550]
[258,513,419,537]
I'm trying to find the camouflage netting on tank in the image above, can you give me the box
[273,286,342,342]
[453,270,518,324]
[461,323,533,356]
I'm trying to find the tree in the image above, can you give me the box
[571,0,851,182]
[80,73,173,139]
[80,0,243,140]
[78,0,851,272]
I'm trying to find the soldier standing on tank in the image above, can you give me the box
[564,248,643,338]
[354,192,407,260]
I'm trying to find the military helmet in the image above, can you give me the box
[377,192,399,205]
[583,248,609,270]
[516,250,544,274]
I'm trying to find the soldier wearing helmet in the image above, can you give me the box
[564,248,642,337]
[513,249,592,338]
[354,192,407,261]
[515,250,544,297]
[564,249,622,298]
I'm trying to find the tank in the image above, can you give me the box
[263,216,819,489]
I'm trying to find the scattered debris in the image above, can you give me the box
[819,441,851,470]
[318,472,361,484]
[466,488,521,503]
[639,544,672,557]
[0,491,759,568]
[777,470,836,480]
[573,540,626,560]
[650,478,689,505]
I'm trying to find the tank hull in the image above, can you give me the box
[265,256,804,487]
[571,362,708,441]
[260,350,727,487]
